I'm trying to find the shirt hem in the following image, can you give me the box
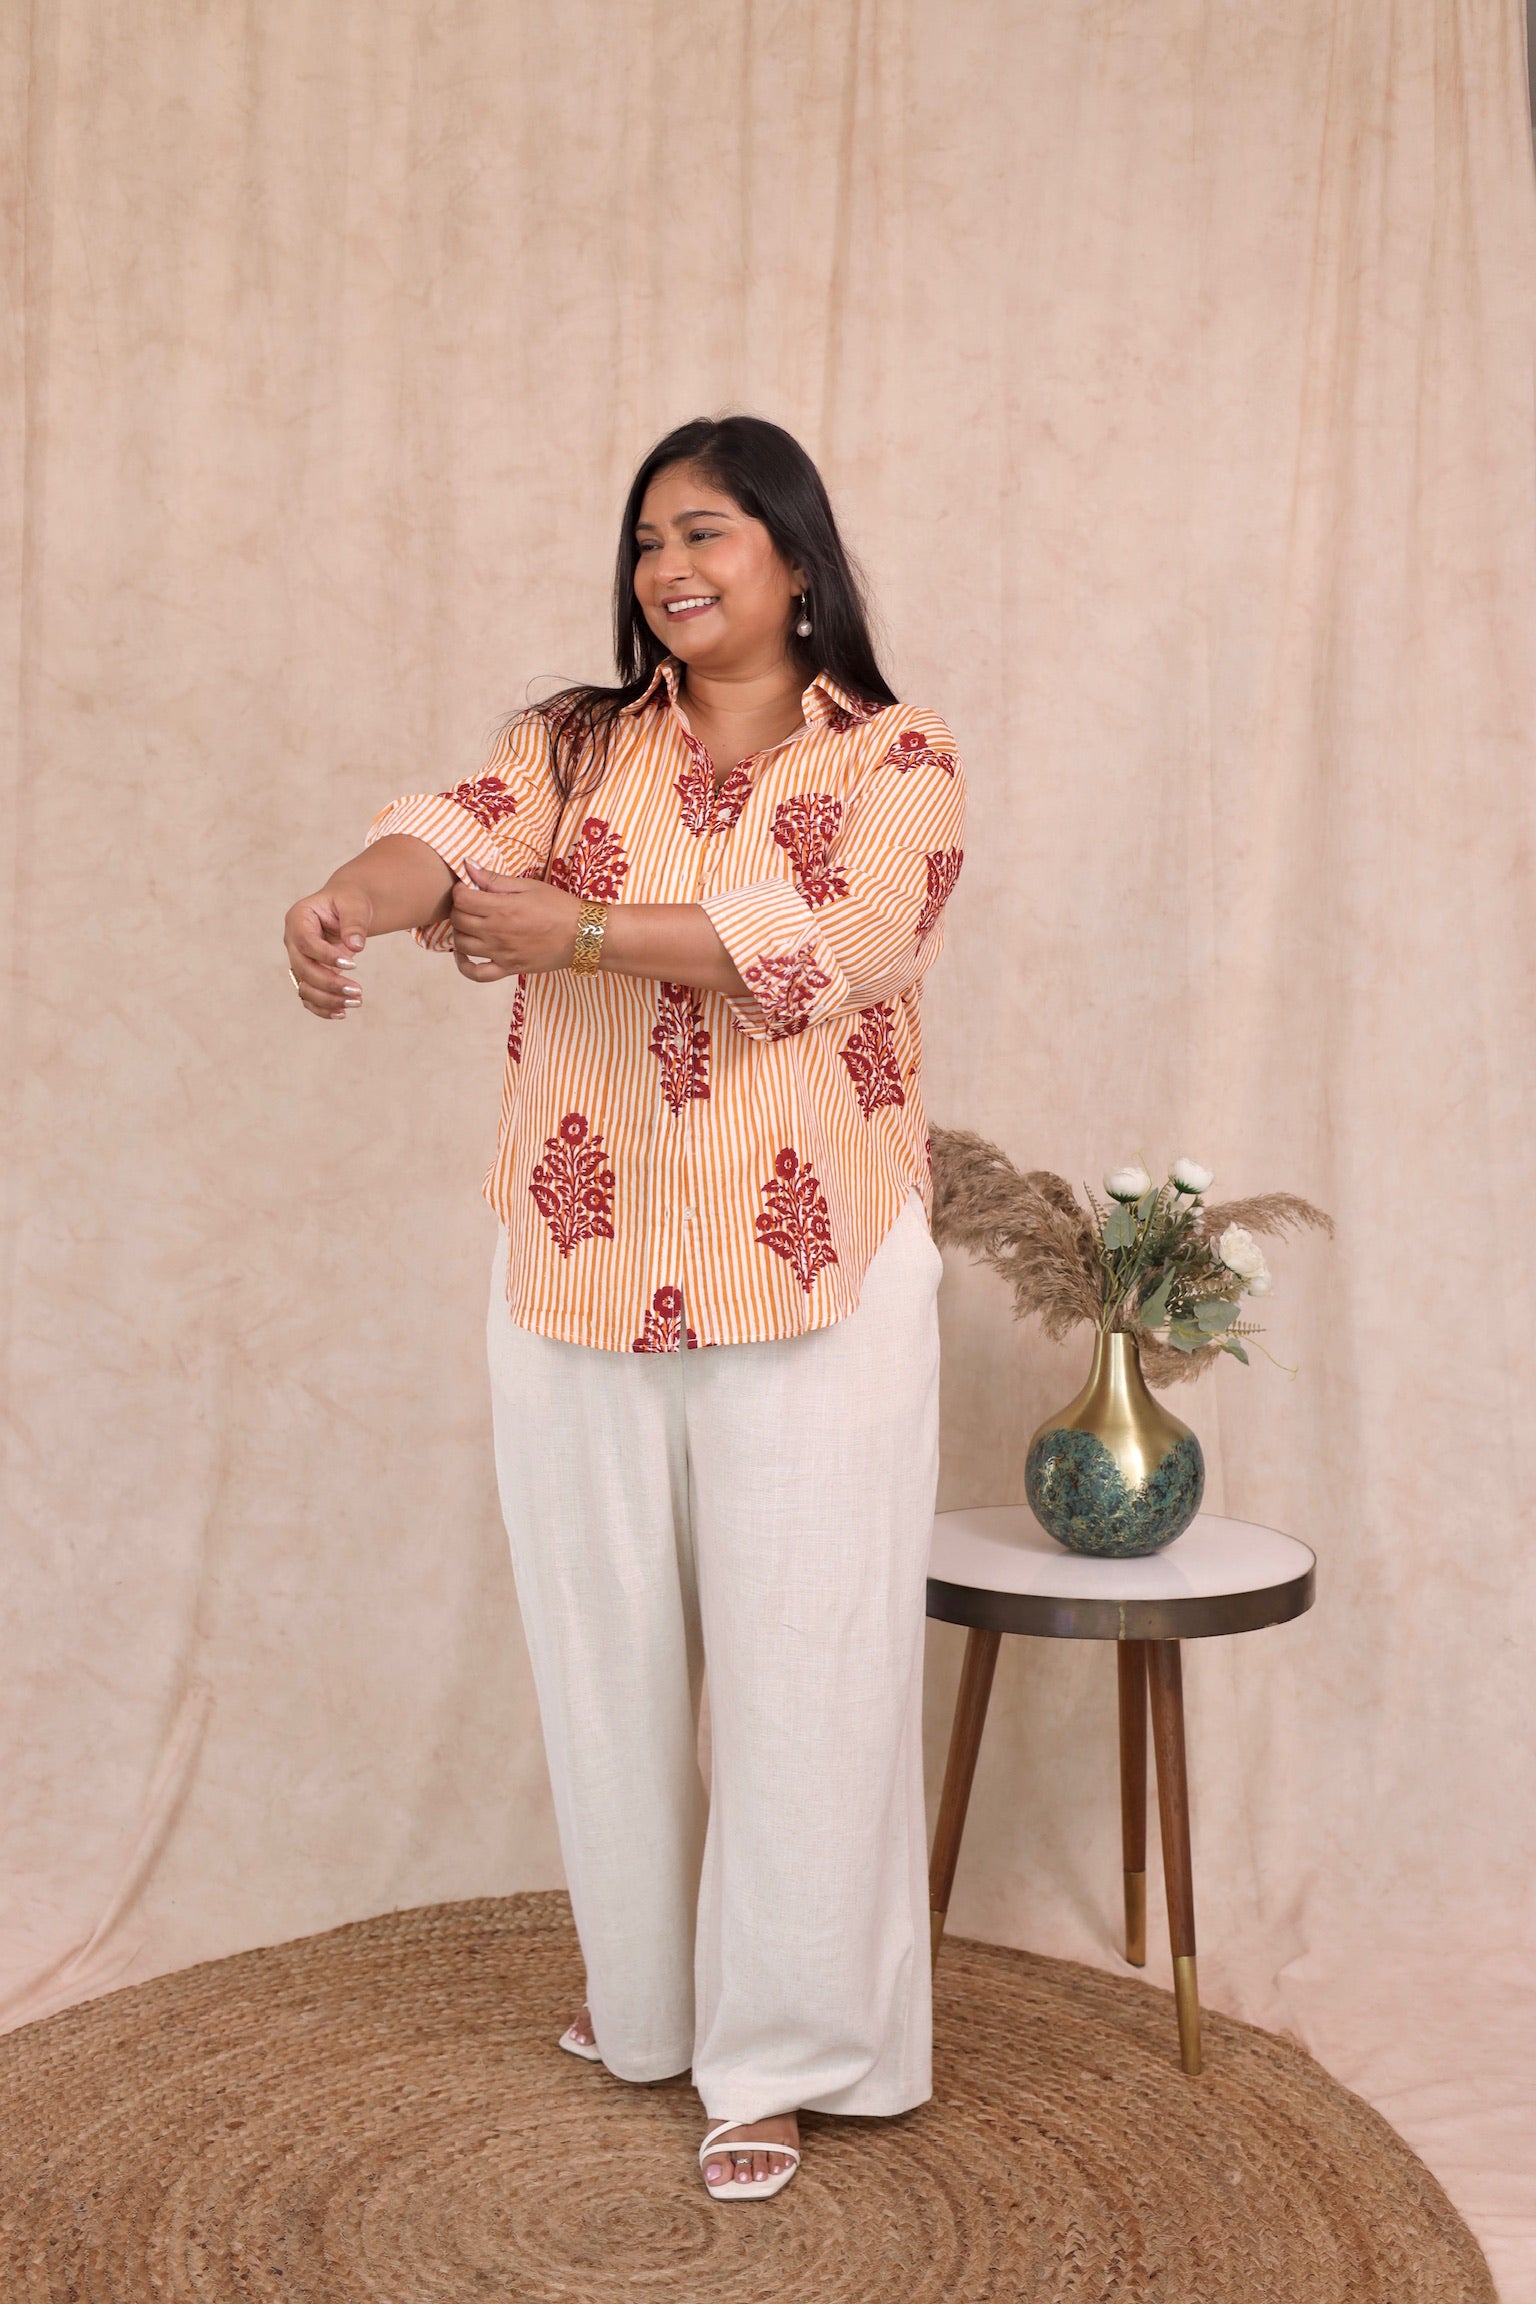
[487,1175,930,1352]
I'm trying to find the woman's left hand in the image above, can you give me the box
[450,859,584,981]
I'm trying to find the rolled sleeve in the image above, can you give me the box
[702,710,967,1041]
[364,715,563,951]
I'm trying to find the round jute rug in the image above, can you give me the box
[0,1892,1493,2303]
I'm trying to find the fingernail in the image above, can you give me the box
[346,936,364,950]
[336,957,356,970]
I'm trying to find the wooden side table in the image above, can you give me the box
[926,1508,1315,2075]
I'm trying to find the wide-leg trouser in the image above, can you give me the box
[485,1188,943,2124]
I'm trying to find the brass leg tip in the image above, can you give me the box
[1173,1953,1202,2075]
[1123,1871,1147,1967]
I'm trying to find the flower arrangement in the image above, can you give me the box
[928,1130,1333,1386]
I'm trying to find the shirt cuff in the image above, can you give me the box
[364,794,505,953]
[701,880,850,1040]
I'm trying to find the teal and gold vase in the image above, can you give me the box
[1025,1331,1204,1558]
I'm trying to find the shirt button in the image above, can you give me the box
[683,1207,696,1224]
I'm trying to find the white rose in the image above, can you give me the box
[1218,1224,1266,1279]
[1245,1269,1272,1298]
[1170,1158,1214,1195]
[1104,1164,1152,1203]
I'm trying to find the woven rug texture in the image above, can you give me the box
[0,1892,1495,2302]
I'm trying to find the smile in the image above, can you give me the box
[663,596,720,619]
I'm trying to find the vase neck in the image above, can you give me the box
[1093,1328,1144,1368]
[1088,1329,1151,1411]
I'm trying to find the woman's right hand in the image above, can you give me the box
[284,881,374,1020]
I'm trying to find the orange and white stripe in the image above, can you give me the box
[365,661,966,1352]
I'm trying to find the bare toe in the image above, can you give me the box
[703,2118,798,2190]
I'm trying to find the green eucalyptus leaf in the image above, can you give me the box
[1221,1339,1250,1364]
[1104,1204,1135,1252]
[1135,1189,1159,1222]
[1138,1275,1175,1330]
[1194,1298,1239,1333]
[1167,1323,1205,1353]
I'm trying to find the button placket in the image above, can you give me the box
[675,718,809,1337]
[676,1105,702,1341]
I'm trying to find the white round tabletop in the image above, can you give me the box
[927,1508,1315,1641]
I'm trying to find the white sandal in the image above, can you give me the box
[698,2120,801,2202]
[557,2019,603,2063]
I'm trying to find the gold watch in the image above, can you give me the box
[571,898,608,975]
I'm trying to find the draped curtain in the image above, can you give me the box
[4,3,1533,2287]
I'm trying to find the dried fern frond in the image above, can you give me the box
[1199,1193,1334,1240]
[1021,1169,1084,1219]
[984,1200,1104,1341]
[928,1127,1038,1239]
[1138,1334,1219,1387]
[928,1127,1100,1341]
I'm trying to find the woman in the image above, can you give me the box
[284,416,965,2201]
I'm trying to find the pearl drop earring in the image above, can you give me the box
[795,593,813,638]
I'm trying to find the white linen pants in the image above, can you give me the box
[485,1188,942,2124]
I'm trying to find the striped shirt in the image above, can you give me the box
[365,659,965,1351]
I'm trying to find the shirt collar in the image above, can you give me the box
[620,658,684,715]
[622,658,871,729]
[801,670,871,729]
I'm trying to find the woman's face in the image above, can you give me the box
[633,462,806,675]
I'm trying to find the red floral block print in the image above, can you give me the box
[754,1147,839,1293]
[824,698,879,734]
[741,940,832,1039]
[712,765,753,831]
[650,982,710,1113]
[507,974,528,1063]
[914,847,965,943]
[529,1111,616,1258]
[548,817,630,901]
[882,727,958,778]
[674,741,714,836]
[771,793,847,908]
[840,1004,906,1116]
[675,743,753,837]
[630,1284,699,1353]
[541,693,586,747]
[443,776,519,828]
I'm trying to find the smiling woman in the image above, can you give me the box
[281,414,966,2206]
[525,414,901,845]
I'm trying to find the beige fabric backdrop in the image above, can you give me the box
[5,2,1535,2290]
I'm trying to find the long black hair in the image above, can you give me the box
[525,416,897,830]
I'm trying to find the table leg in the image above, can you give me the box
[928,1625,1002,1968]
[1117,1640,1148,1967]
[1147,1639,1202,2076]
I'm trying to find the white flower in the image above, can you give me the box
[1245,1269,1272,1298]
[1218,1224,1266,1280]
[1104,1164,1152,1203]
[1170,1158,1214,1196]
